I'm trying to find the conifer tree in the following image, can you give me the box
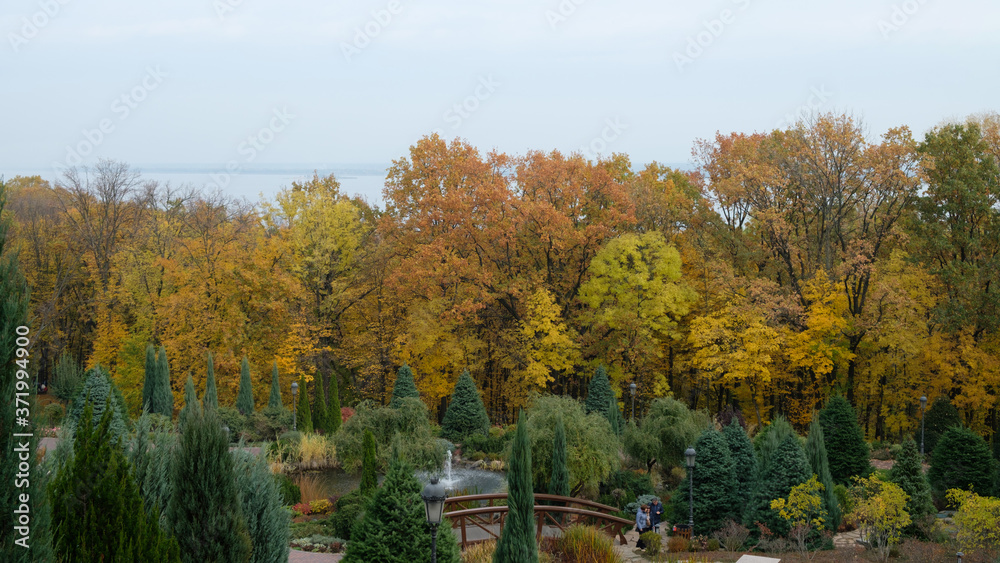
[313,376,329,434]
[584,365,614,416]
[819,395,870,484]
[493,411,537,563]
[328,373,342,433]
[267,361,281,409]
[924,396,961,455]
[0,179,54,561]
[236,356,254,415]
[390,364,420,407]
[672,429,738,535]
[179,374,199,431]
[152,346,174,418]
[723,418,756,508]
[928,426,995,499]
[233,450,290,563]
[296,376,312,433]
[203,352,218,410]
[360,429,378,497]
[744,433,813,537]
[548,414,569,498]
[67,366,130,443]
[889,438,934,534]
[608,395,623,437]
[51,350,83,401]
[143,343,157,412]
[343,456,460,563]
[441,370,490,441]
[805,415,842,531]
[50,404,180,562]
[166,406,252,563]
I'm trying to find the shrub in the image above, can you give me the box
[51,351,83,402]
[275,473,301,505]
[309,499,333,515]
[713,519,749,552]
[947,488,1000,555]
[299,433,336,468]
[334,397,443,473]
[557,525,624,563]
[928,426,995,500]
[293,503,312,516]
[460,540,496,563]
[820,396,870,484]
[462,427,512,457]
[522,395,619,496]
[667,535,689,553]
[598,470,653,508]
[707,538,720,551]
[441,370,490,442]
[744,433,812,538]
[849,474,911,562]
[330,490,367,540]
[639,531,661,556]
[41,402,64,427]
[128,412,179,520]
[236,356,255,415]
[770,475,828,557]
[623,397,710,474]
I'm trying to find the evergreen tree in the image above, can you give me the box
[360,429,378,497]
[50,404,180,562]
[723,418,756,508]
[0,179,54,561]
[441,370,490,441]
[236,356,254,415]
[51,350,83,402]
[66,365,130,443]
[328,373,342,433]
[390,364,420,407]
[805,415,842,531]
[928,426,995,499]
[819,395,870,484]
[179,374,199,431]
[889,438,934,534]
[672,429,738,536]
[166,406,252,563]
[267,361,281,409]
[584,365,613,415]
[203,352,218,410]
[493,410,537,563]
[744,433,813,537]
[151,346,174,418]
[923,396,961,455]
[233,450,290,563]
[296,376,312,433]
[143,343,157,412]
[608,395,623,437]
[313,376,329,434]
[343,456,460,563]
[754,415,796,470]
[548,414,569,498]
[128,412,178,519]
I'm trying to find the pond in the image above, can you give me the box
[293,466,505,502]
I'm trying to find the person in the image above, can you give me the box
[635,504,652,548]
[649,497,663,533]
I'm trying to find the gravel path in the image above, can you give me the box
[288,549,343,562]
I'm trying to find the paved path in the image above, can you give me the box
[288,549,342,562]
[833,528,863,549]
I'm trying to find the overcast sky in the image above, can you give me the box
[2,0,998,175]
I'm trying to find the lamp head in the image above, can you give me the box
[685,447,696,469]
[291,381,299,397]
[421,477,447,525]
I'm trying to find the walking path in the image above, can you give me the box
[833,528,863,549]
[288,549,342,562]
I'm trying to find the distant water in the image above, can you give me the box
[1,165,390,208]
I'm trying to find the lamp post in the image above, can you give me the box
[685,447,696,531]
[291,381,299,431]
[920,395,927,457]
[421,477,447,563]
[629,382,637,422]
[957,552,964,563]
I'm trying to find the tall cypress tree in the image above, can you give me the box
[819,396,870,484]
[889,438,934,534]
[493,410,537,563]
[744,433,813,537]
[179,374,199,431]
[296,376,312,433]
[267,361,281,409]
[166,406,252,563]
[343,456,460,563]
[548,414,569,498]
[805,415,841,531]
[236,356,254,415]
[390,364,420,407]
[153,346,174,418]
[328,373,342,433]
[0,180,54,562]
[723,418,756,508]
[441,370,490,441]
[608,395,622,437]
[360,429,378,497]
[143,343,157,412]
[313,376,329,434]
[203,352,218,410]
[50,404,180,562]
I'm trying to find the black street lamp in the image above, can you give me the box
[685,447,696,530]
[291,381,299,431]
[421,477,447,563]
[920,395,927,457]
[629,382,637,422]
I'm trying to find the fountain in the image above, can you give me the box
[444,449,454,486]
[415,449,504,495]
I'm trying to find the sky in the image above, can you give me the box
[2,0,998,194]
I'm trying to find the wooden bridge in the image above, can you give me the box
[443,493,634,549]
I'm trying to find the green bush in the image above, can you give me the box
[334,397,444,473]
[274,473,301,506]
[889,438,935,535]
[640,531,662,556]
[598,470,654,508]
[40,402,64,427]
[929,426,995,500]
[51,351,83,402]
[330,490,368,541]
[462,427,512,457]
[743,433,812,538]
[216,406,246,441]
